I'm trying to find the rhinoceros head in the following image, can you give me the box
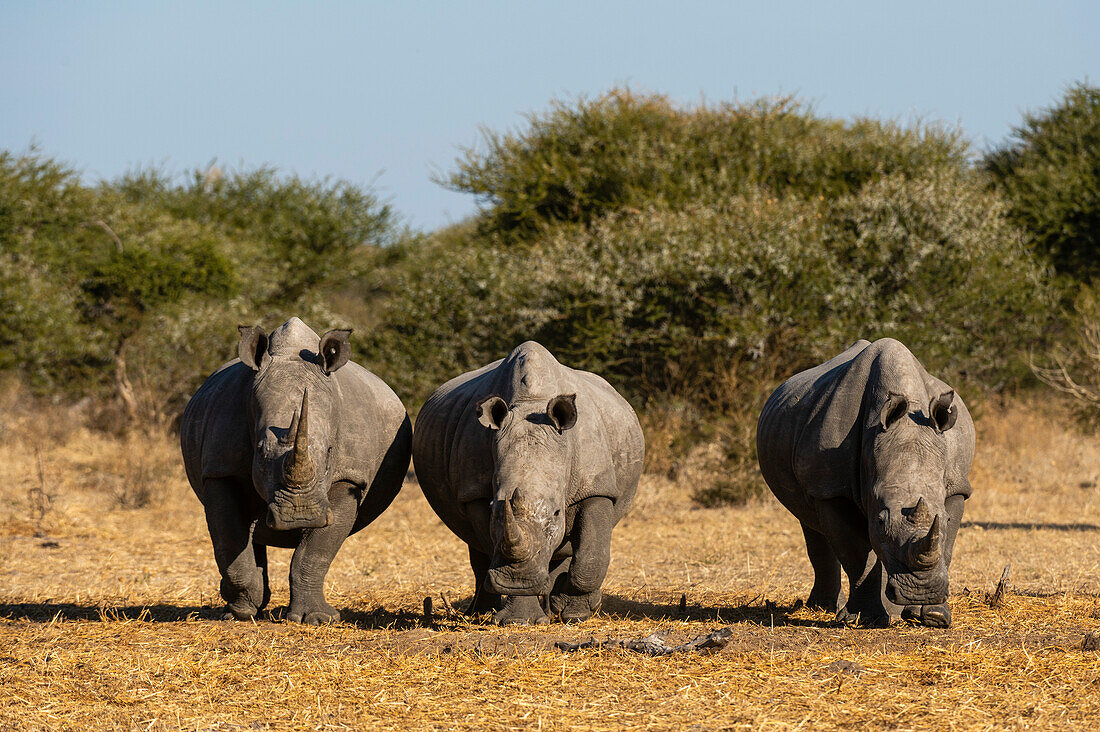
[863,389,963,608]
[476,393,577,596]
[238,323,352,531]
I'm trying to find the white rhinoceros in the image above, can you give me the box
[413,341,644,625]
[181,317,411,623]
[757,338,975,628]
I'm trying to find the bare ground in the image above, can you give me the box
[2,397,1100,729]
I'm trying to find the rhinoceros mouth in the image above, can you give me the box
[485,565,549,596]
[885,575,947,606]
[266,505,333,531]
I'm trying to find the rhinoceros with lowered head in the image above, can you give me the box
[756,338,975,628]
[413,341,644,625]
[181,317,411,624]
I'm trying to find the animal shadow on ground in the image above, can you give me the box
[0,602,216,623]
[337,606,436,631]
[0,602,437,629]
[599,594,833,628]
[962,520,1100,532]
[0,597,832,629]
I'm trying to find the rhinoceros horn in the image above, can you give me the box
[284,390,315,488]
[497,496,534,563]
[910,515,943,569]
[909,496,933,527]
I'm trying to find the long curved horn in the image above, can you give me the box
[911,515,943,568]
[284,390,315,487]
[498,497,533,562]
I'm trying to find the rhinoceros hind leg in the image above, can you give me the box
[466,548,503,615]
[251,542,271,612]
[817,500,893,627]
[801,524,841,612]
[493,594,548,625]
[836,556,893,628]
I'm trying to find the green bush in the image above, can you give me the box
[0,149,396,424]
[0,147,99,259]
[114,166,396,302]
[376,175,1052,404]
[0,252,96,388]
[984,81,1100,281]
[440,89,969,239]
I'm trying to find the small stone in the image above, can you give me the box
[1083,631,1100,651]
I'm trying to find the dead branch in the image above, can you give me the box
[80,220,124,252]
[556,627,733,656]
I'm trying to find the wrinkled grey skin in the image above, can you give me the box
[756,338,975,628]
[413,342,644,625]
[181,318,411,624]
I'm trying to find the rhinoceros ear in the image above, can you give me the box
[238,325,269,371]
[880,392,909,431]
[319,329,352,374]
[477,395,509,430]
[547,393,578,433]
[929,390,957,432]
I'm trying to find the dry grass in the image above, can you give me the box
[2,394,1100,729]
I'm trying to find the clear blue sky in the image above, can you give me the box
[2,1,1097,231]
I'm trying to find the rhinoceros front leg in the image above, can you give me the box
[203,477,270,620]
[550,496,613,623]
[817,498,895,627]
[287,481,357,624]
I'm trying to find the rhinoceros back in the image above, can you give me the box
[756,339,884,521]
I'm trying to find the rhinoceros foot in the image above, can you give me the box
[493,595,548,625]
[550,589,601,623]
[221,604,259,621]
[901,603,951,628]
[218,569,268,621]
[805,590,840,613]
[287,600,341,625]
[835,603,892,628]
